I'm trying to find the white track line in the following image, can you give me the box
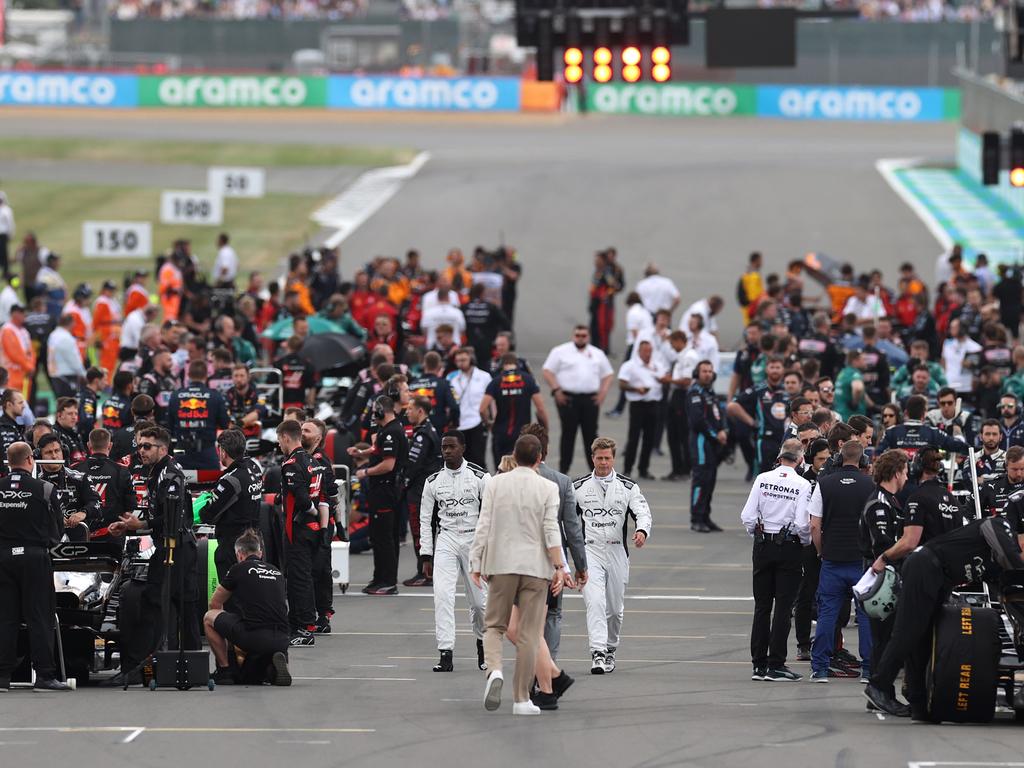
[313,151,430,248]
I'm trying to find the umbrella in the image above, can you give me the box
[261,315,345,341]
[299,333,366,372]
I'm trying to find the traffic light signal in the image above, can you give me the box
[564,46,584,84]
[622,46,642,82]
[1012,129,1024,188]
[593,46,613,83]
[982,131,1000,186]
[651,45,672,82]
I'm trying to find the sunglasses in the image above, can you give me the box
[137,443,156,451]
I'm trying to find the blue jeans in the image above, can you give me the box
[811,559,872,675]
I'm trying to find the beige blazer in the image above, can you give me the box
[470,465,562,580]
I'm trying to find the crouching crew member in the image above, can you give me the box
[865,516,1024,718]
[740,438,811,683]
[420,431,489,672]
[198,429,262,582]
[576,436,652,675]
[0,442,69,691]
[204,529,292,687]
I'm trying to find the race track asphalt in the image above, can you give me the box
[1,110,1019,768]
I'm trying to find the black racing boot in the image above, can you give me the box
[703,515,723,533]
[477,639,487,671]
[433,650,454,672]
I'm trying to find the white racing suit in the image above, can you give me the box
[419,460,490,651]
[575,470,653,653]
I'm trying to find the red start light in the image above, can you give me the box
[594,47,613,66]
[652,63,671,82]
[564,47,583,67]
[623,64,641,83]
[622,46,642,67]
[1012,167,1024,188]
[651,46,671,65]
[594,64,613,83]
[565,65,583,84]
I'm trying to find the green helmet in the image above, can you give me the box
[859,566,900,620]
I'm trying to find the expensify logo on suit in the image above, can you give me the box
[0,72,137,107]
[756,85,959,122]
[328,76,521,112]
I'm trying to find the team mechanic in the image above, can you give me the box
[740,438,810,683]
[980,445,1024,516]
[865,516,1024,718]
[197,428,263,582]
[402,396,442,588]
[203,529,292,687]
[876,395,969,457]
[107,426,199,686]
[420,431,489,673]
[858,448,910,715]
[302,418,341,633]
[276,419,320,646]
[168,360,229,471]
[728,355,789,475]
[72,427,134,540]
[576,436,652,675]
[687,360,727,533]
[0,441,70,691]
[36,433,101,542]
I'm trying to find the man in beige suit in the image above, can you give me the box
[471,434,566,715]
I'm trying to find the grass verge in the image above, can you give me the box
[5,178,326,290]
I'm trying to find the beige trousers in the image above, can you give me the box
[482,573,549,702]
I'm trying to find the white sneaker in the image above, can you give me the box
[512,700,541,716]
[484,669,503,711]
[604,650,616,673]
[591,650,606,675]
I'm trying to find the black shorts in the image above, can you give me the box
[213,612,289,656]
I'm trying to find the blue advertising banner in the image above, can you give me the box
[0,72,138,107]
[328,76,521,112]
[756,85,958,121]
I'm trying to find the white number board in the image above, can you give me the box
[208,167,265,198]
[82,221,152,259]
[160,190,223,226]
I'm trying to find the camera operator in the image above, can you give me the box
[37,433,100,542]
[198,429,263,582]
[107,426,199,686]
[0,441,69,691]
[740,439,811,682]
[72,427,134,539]
[865,516,1024,718]
[203,530,291,687]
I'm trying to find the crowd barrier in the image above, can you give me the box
[0,71,962,121]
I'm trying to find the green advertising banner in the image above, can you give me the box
[586,82,757,117]
[138,75,327,108]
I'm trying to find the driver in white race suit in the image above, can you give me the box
[575,436,653,675]
[421,431,490,673]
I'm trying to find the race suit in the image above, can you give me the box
[575,470,652,653]
[419,460,489,651]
